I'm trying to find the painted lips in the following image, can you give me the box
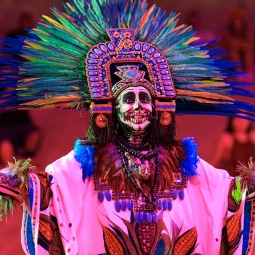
[126,112,150,124]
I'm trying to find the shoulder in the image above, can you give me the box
[44,150,88,201]
[250,130,255,144]
[46,150,80,175]
[218,133,234,148]
[197,158,230,176]
[187,158,233,211]
[193,158,232,186]
[73,139,97,180]
[45,150,87,186]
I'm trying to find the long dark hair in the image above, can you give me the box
[225,116,253,133]
[227,10,248,39]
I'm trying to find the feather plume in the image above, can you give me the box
[0,158,36,220]
[0,0,254,121]
[236,158,255,192]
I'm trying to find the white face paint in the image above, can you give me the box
[116,86,153,133]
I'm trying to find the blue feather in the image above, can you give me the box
[74,139,96,181]
[180,137,199,176]
[74,137,199,181]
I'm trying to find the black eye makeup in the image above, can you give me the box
[123,92,135,103]
[121,90,151,104]
[139,92,151,103]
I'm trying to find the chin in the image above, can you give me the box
[130,122,151,132]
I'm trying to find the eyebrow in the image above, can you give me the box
[123,92,135,98]
[139,91,151,97]
[121,90,151,99]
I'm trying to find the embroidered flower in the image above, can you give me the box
[124,31,131,38]
[113,31,120,38]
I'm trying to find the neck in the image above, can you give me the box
[116,125,150,145]
[126,133,144,144]
[118,129,151,145]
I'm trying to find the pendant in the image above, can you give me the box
[138,164,151,180]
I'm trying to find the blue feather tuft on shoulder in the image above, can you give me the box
[74,137,199,181]
[180,137,199,176]
[74,139,96,181]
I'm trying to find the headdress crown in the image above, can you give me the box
[0,0,254,121]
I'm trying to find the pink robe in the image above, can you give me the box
[20,150,253,255]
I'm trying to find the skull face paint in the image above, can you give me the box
[116,86,153,133]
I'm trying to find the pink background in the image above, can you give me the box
[0,0,254,254]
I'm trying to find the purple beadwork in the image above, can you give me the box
[104,190,111,201]
[168,199,173,211]
[114,200,121,212]
[98,191,104,203]
[127,199,133,210]
[86,28,175,101]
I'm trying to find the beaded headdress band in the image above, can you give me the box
[0,0,254,122]
[87,28,175,119]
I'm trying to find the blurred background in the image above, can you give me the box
[0,0,254,254]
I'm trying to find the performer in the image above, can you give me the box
[209,116,255,176]
[1,0,255,254]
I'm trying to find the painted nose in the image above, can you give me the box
[134,99,143,110]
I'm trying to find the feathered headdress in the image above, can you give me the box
[0,0,254,121]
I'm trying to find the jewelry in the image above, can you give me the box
[117,138,157,160]
[95,113,107,128]
[124,152,151,180]
[117,145,159,207]
[160,111,172,125]
[116,135,149,150]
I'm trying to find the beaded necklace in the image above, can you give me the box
[117,134,150,150]
[117,138,157,160]
[94,136,189,221]
[76,137,198,226]
[117,143,159,209]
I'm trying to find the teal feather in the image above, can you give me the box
[0,0,254,120]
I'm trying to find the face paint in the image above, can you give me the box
[116,86,153,133]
